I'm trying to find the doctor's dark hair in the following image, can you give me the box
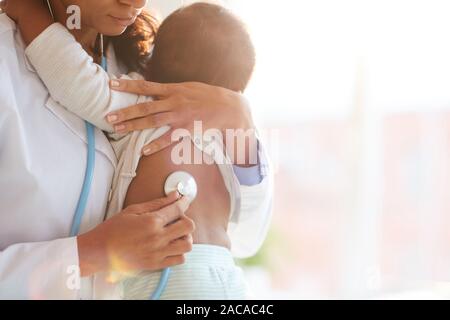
[145,3,256,92]
[107,10,159,73]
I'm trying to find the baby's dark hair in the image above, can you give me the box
[145,3,256,92]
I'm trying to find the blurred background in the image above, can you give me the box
[147,0,450,299]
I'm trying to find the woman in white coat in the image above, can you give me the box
[0,0,272,299]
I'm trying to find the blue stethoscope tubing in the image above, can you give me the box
[70,122,96,237]
[69,53,105,238]
[150,268,171,300]
[71,39,169,299]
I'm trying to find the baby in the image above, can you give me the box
[16,2,256,299]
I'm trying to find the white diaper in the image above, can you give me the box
[121,244,249,300]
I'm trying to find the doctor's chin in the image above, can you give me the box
[1,0,450,305]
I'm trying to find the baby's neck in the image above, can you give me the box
[49,0,99,58]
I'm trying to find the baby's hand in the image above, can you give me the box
[3,0,54,45]
[3,0,51,23]
[1,0,48,23]
[1,0,23,22]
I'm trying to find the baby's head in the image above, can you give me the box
[145,3,255,93]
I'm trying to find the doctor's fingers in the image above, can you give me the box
[165,236,194,257]
[106,99,173,125]
[142,125,192,156]
[112,112,178,134]
[124,191,180,215]
[164,216,196,242]
[157,237,194,269]
[159,255,186,269]
[110,79,175,97]
[149,197,191,227]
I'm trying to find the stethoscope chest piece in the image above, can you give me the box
[164,171,198,202]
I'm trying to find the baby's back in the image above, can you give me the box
[124,137,232,248]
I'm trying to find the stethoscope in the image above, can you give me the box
[69,29,198,299]
[150,171,198,300]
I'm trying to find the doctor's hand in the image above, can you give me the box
[106,80,256,158]
[77,192,195,277]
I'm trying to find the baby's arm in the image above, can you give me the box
[23,21,144,132]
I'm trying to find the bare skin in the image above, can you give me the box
[124,138,231,249]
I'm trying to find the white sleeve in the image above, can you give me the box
[0,238,81,299]
[24,23,145,133]
[229,146,274,259]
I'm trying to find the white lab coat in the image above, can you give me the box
[0,14,116,299]
[0,14,273,299]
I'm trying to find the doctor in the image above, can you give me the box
[0,0,272,299]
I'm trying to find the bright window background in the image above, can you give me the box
[148,0,450,299]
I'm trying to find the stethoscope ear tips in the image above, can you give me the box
[164,171,198,203]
